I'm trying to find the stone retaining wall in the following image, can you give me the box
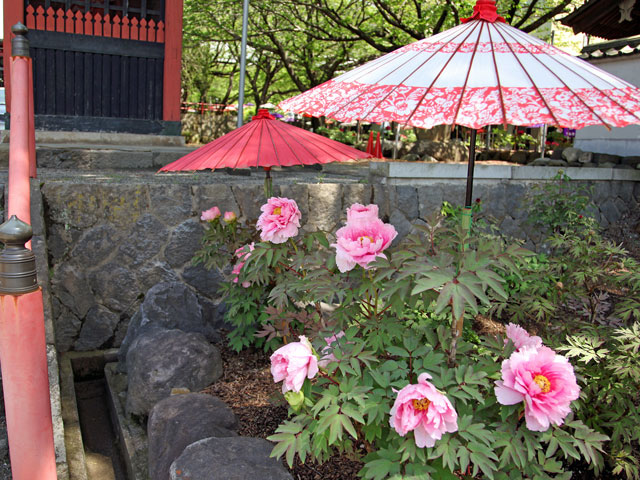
[39,174,640,353]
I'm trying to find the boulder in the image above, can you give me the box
[118,282,219,370]
[148,393,238,480]
[561,147,581,163]
[74,305,120,351]
[125,329,223,416]
[169,437,293,480]
[578,151,593,163]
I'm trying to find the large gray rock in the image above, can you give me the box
[118,281,220,371]
[52,263,95,319]
[181,264,224,298]
[169,437,293,480]
[561,147,581,163]
[125,329,223,416]
[74,305,120,351]
[148,393,238,480]
[306,184,343,232]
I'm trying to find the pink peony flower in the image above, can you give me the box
[200,206,221,221]
[495,346,580,432]
[270,336,319,393]
[332,218,397,272]
[256,197,302,244]
[223,211,237,223]
[318,331,346,368]
[389,373,458,448]
[232,243,255,288]
[505,323,543,351]
[346,203,379,223]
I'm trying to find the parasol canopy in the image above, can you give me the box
[279,0,640,131]
[159,109,372,172]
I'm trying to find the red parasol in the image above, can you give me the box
[279,0,640,206]
[160,109,372,195]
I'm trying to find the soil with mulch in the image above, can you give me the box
[201,342,364,480]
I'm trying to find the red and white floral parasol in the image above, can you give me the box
[279,0,640,131]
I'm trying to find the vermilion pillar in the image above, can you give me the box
[7,25,32,226]
[2,2,25,114]
[0,25,57,480]
[163,0,184,122]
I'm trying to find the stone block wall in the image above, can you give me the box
[39,178,640,353]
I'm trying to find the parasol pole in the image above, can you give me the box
[462,128,477,244]
[264,167,273,198]
[392,123,401,160]
[237,0,250,128]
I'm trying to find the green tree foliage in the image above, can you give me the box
[181,0,579,110]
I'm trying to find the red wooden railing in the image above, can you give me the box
[25,5,165,42]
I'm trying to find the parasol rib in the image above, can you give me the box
[404,21,483,127]
[494,23,609,128]
[506,26,640,125]
[491,22,565,128]
[325,23,473,122]
[451,22,485,127]
[486,25,509,128]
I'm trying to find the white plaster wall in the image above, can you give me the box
[574,55,640,157]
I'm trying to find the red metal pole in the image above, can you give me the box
[28,58,37,179]
[8,27,32,226]
[0,25,57,480]
[0,291,57,480]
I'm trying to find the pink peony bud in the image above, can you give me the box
[257,197,302,244]
[318,331,346,368]
[332,217,397,272]
[200,206,221,221]
[389,373,458,448]
[495,346,580,432]
[270,336,318,393]
[232,243,255,288]
[223,211,237,223]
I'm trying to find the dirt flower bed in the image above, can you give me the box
[201,341,363,480]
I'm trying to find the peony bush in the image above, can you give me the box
[195,197,612,479]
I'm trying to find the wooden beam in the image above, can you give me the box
[163,0,183,122]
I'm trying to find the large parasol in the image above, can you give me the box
[279,0,640,208]
[159,109,372,196]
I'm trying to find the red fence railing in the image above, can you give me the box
[25,5,165,42]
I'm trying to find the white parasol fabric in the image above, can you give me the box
[279,0,640,131]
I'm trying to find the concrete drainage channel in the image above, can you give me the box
[59,350,147,480]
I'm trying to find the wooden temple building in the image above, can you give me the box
[2,0,184,135]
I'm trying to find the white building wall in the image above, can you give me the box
[574,55,640,157]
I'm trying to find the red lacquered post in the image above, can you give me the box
[0,217,57,480]
[8,24,32,225]
[1,24,57,480]
[28,57,37,179]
